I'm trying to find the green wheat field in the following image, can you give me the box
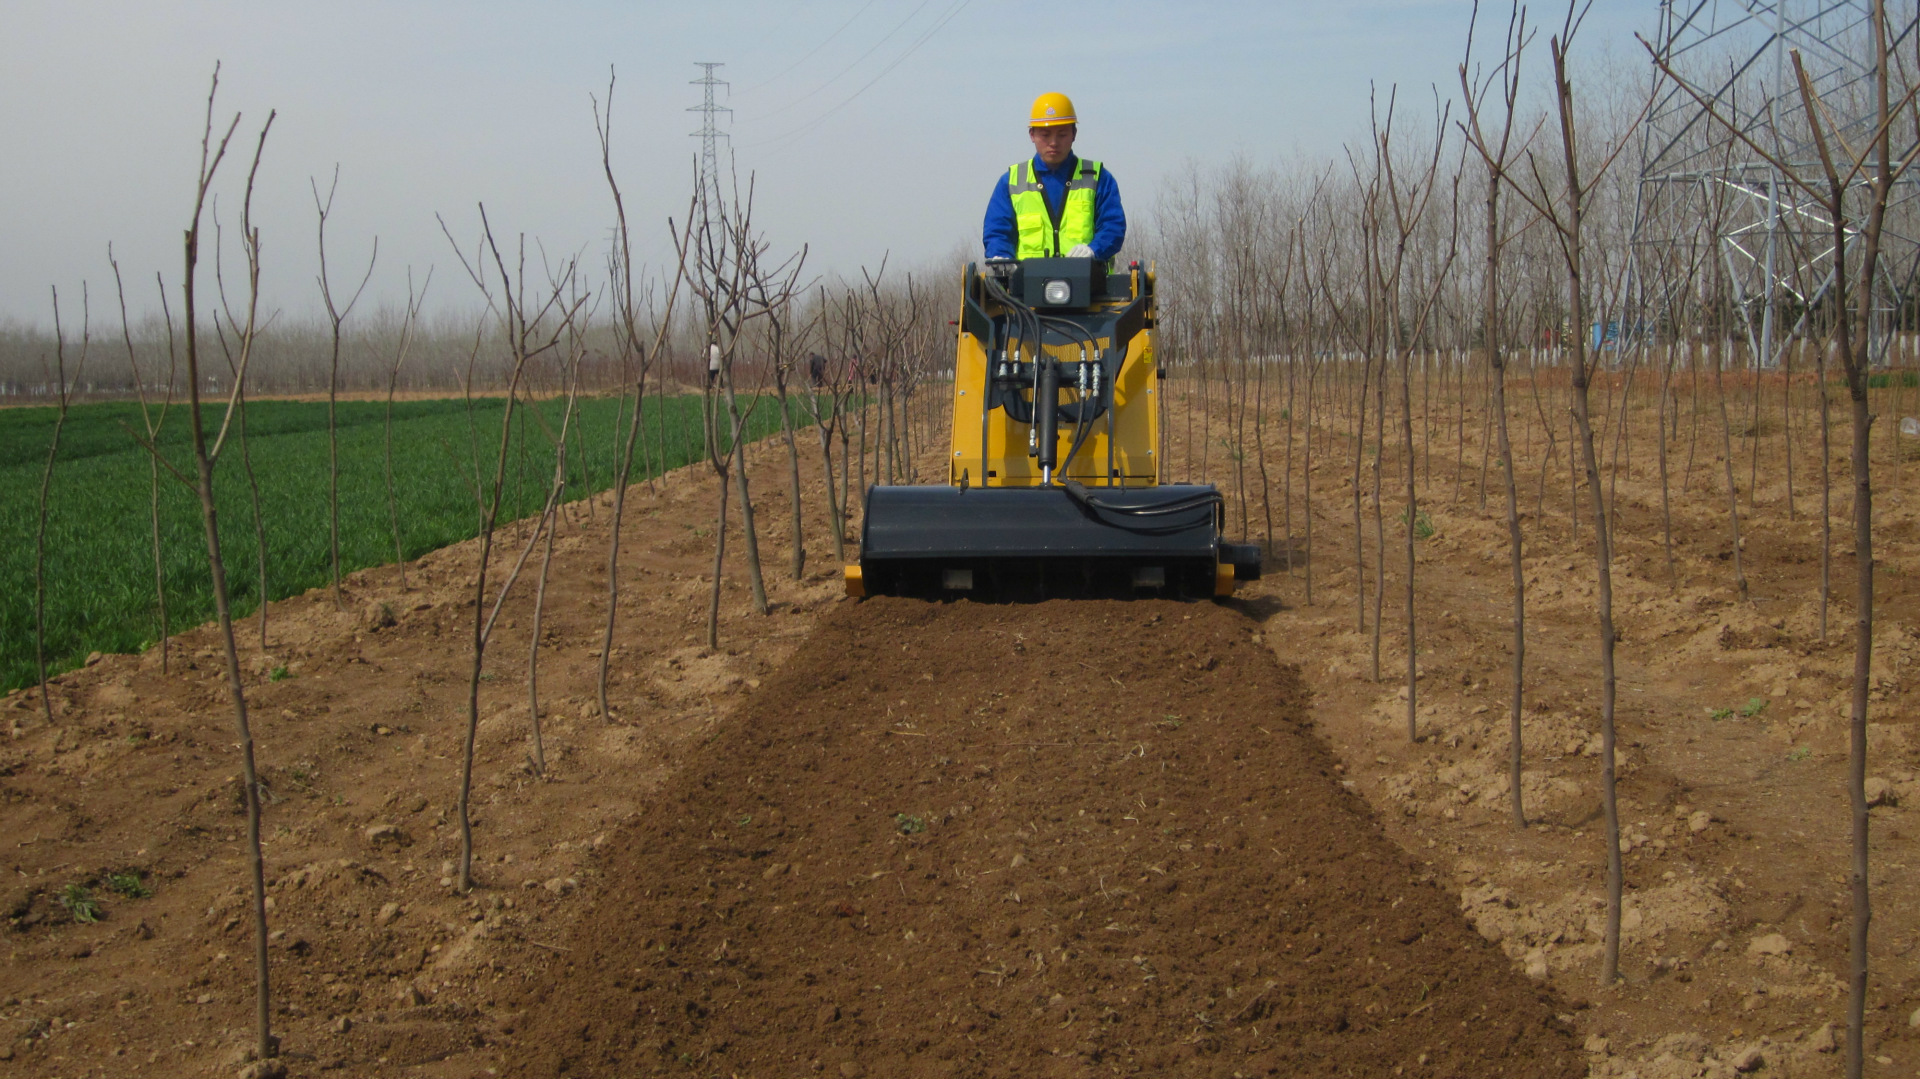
[1,395,806,694]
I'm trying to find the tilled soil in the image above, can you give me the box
[509,597,1584,1078]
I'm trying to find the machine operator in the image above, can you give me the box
[981,92,1127,264]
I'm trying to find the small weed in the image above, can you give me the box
[58,883,101,923]
[106,872,151,899]
[1709,707,1733,720]
[1739,697,1768,718]
[268,665,290,682]
[894,813,926,835]
[1788,745,1812,762]
[736,814,752,827]
[1408,509,1436,540]
[1157,715,1184,729]
[125,730,149,746]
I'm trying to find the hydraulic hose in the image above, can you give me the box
[1061,479,1223,517]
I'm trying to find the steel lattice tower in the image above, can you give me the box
[1630,0,1919,366]
[689,62,731,221]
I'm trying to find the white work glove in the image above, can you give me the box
[1066,244,1095,258]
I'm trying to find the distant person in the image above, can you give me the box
[706,342,720,388]
[981,92,1126,264]
[808,353,826,388]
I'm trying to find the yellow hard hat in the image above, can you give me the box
[1028,92,1077,128]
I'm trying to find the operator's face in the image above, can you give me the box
[1029,124,1076,167]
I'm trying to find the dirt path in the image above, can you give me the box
[507,597,1583,1078]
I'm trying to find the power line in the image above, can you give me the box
[743,0,937,124]
[736,0,883,96]
[739,0,971,151]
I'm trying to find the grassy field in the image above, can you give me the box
[1,394,811,694]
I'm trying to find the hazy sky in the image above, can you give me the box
[3,1,1659,327]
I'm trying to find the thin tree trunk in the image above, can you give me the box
[779,380,807,579]
[1712,315,1750,600]
[33,289,83,727]
[723,377,770,615]
[527,496,556,775]
[707,462,731,649]
[385,379,407,586]
[1370,351,1388,684]
[118,260,177,675]
[1657,342,1678,588]
[600,376,647,722]
[1399,342,1418,740]
[236,397,270,651]
[1820,340,1834,639]
[1352,353,1372,635]
[817,412,846,563]
[1304,356,1315,605]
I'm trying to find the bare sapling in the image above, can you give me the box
[1598,263,1642,553]
[592,74,694,723]
[313,168,379,608]
[678,167,786,644]
[174,69,281,1063]
[1371,89,1458,740]
[1652,259,1701,589]
[1820,332,1834,639]
[683,177,751,649]
[1346,263,1374,640]
[525,294,592,774]
[112,253,179,675]
[804,287,858,564]
[384,268,432,587]
[1508,1,1647,986]
[439,205,584,892]
[1708,241,1750,601]
[745,236,815,581]
[1460,0,1536,824]
[719,186,782,618]
[211,214,273,652]
[34,286,88,727]
[859,264,920,496]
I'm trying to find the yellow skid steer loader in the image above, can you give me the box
[846,256,1260,599]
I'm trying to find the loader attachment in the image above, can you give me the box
[850,483,1261,600]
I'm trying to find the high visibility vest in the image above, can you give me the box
[1008,157,1100,259]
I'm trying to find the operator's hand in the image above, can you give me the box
[984,258,1017,279]
[1066,244,1095,258]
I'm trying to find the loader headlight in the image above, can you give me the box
[1043,279,1072,305]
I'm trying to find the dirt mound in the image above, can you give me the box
[508,598,1584,1078]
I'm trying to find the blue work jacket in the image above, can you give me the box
[982,153,1126,261]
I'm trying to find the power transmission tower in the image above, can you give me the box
[689,62,731,221]
[1629,1,1920,368]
